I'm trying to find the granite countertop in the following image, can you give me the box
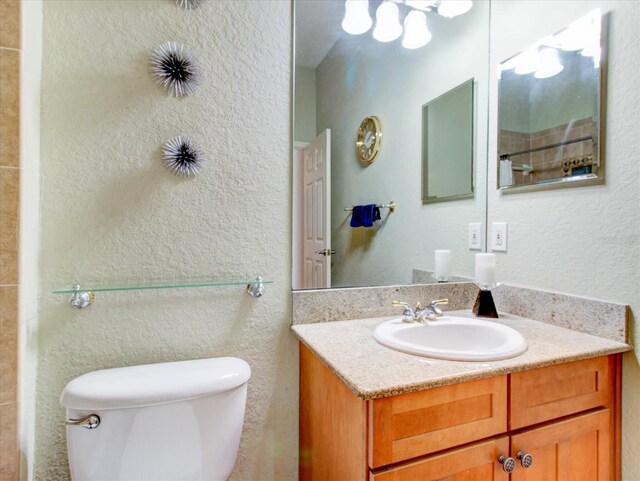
[291,310,632,400]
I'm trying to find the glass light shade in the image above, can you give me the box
[402,10,432,49]
[438,0,473,18]
[342,0,372,35]
[514,47,540,75]
[405,0,437,10]
[534,48,564,79]
[373,1,403,43]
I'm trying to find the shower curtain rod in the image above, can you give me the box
[500,135,594,159]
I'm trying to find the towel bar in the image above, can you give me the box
[344,201,396,213]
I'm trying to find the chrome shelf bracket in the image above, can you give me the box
[69,284,95,309]
[246,276,265,298]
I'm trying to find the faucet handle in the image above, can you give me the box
[392,301,416,322]
[392,301,412,309]
[430,298,449,306]
[428,298,449,316]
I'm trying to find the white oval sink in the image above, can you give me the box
[374,316,528,361]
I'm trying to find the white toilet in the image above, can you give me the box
[60,357,251,481]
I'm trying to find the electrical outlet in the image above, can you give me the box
[468,223,482,250]
[491,222,508,252]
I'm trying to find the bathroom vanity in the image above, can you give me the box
[293,312,630,480]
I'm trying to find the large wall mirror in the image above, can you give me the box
[292,0,490,290]
[496,9,607,192]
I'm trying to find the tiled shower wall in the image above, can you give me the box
[0,0,20,479]
[500,117,596,185]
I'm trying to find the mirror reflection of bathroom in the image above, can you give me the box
[497,10,605,190]
[292,0,489,290]
[422,78,475,204]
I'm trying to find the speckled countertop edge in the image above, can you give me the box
[291,310,633,400]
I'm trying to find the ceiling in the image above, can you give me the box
[295,0,345,68]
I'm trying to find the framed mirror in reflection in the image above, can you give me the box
[497,10,607,191]
[422,78,475,204]
[292,0,489,290]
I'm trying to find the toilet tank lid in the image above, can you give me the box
[60,357,251,410]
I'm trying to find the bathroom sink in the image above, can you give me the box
[373,316,528,361]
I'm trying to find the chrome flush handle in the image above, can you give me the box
[66,414,100,429]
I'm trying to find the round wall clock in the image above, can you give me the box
[356,115,382,164]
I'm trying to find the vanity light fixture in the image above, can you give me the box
[341,0,472,49]
[437,0,473,18]
[405,0,437,10]
[402,10,432,49]
[534,48,564,79]
[373,1,403,43]
[342,0,373,35]
[513,47,540,75]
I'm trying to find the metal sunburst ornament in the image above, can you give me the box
[175,0,207,9]
[162,137,205,177]
[150,42,201,97]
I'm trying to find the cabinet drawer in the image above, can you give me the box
[510,356,613,430]
[368,375,507,468]
[370,437,510,481]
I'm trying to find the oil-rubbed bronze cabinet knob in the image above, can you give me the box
[517,451,534,468]
[498,455,516,473]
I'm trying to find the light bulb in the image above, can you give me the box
[402,10,432,49]
[405,0,437,10]
[373,1,403,43]
[342,0,372,35]
[534,48,564,79]
[438,0,473,18]
[514,47,540,75]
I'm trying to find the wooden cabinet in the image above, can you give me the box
[369,375,507,467]
[511,410,611,481]
[510,356,614,430]
[370,437,510,481]
[299,343,622,481]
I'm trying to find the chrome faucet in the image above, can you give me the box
[392,299,449,323]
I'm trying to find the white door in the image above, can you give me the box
[302,129,331,289]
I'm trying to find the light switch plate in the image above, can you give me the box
[491,222,508,252]
[468,223,482,250]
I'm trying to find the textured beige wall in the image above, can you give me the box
[35,1,294,479]
[488,2,640,479]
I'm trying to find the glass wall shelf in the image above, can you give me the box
[53,276,271,308]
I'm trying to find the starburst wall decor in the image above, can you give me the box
[175,0,207,9]
[162,137,205,177]
[150,41,201,98]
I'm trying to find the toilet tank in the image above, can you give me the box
[60,357,251,481]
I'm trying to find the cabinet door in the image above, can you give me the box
[369,375,507,467]
[370,437,510,481]
[510,356,613,430]
[511,410,611,481]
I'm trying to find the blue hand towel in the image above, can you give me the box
[350,204,380,228]
[361,204,376,227]
[350,205,364,227]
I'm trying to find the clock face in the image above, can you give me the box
[356,116,382,164]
